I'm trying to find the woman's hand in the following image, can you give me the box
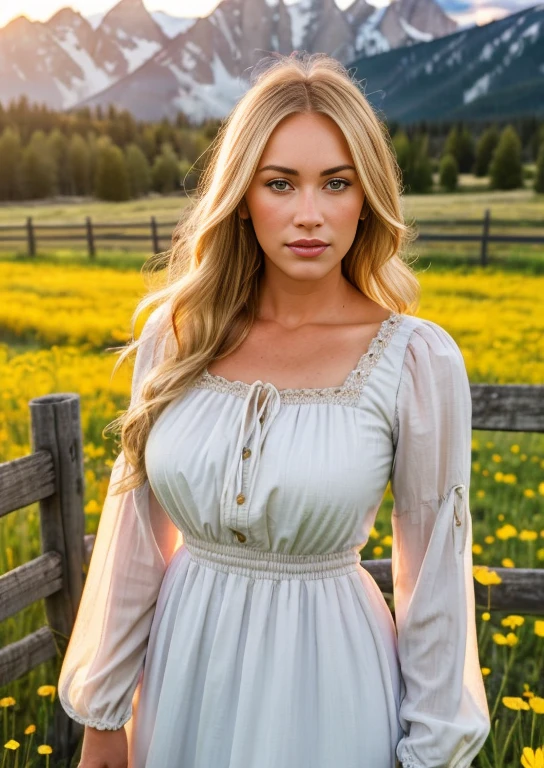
[78,724,128,768]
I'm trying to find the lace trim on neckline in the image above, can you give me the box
[193,312,404,405]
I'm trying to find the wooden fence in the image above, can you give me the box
[0,383,543,762]
[0,211,543,264]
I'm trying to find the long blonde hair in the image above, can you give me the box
[105,51,421,495]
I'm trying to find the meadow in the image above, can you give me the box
[0,197,543,765]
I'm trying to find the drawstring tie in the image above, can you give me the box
[220,380,281,534]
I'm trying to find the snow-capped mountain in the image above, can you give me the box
[351,3,544,121]
[1,0,539,124]
[0,0,461,115]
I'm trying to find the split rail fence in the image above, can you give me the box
[0,383,543,761]
[0,211,543,265]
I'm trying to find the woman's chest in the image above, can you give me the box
[144,386,396,551]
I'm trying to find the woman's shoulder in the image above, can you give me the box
[396,314,468,389]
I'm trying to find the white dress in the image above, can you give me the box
[57,306,491,768]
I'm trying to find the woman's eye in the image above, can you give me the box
[266,178,350,193]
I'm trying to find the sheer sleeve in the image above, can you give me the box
[390,320,491,768]
[57,305,182,730]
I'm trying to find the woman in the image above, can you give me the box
[58,52,491,767]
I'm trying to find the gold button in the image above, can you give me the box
[234,531,246,543]
[236,493,245,505]
[242,447,252,460]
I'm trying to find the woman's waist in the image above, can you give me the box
[182,531,362,580]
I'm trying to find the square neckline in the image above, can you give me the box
[196,312,404,405]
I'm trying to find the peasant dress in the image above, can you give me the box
[57,306,491,768]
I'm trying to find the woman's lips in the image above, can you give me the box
[287,245,329,257]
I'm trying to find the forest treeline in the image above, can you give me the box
[0,96,543,202]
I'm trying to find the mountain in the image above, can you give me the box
[349,3,544,122]
[0,0,462,116]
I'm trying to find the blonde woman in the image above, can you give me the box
[58,53,490,768]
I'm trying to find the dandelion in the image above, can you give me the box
[472,543,483,555]
[24,724,36,735]
[535,621,544,638]
[523,489,536,498]
[373,546,383,556]
[529,697,544,714]
[497,524,518,540]
[539,482,544,496]
[510,444,520,454]
[481,667,491,676]
[476,489,485,499]
[381,535,393,547]
[473,565,502,585]
[481,612,491,621]
[502,558,515,568]
[501,615,524,629]
[37,745,53,754]
[0,699,15,708]
[493,632,518,646]
[521,746,544,768]
[4,739,20,749]
[522,684,534,699]
[484,535,495,544]
[37,685,56,701]
[519,530,538,541]
[502,697,530,710]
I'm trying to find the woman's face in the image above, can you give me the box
[239,111,365,281]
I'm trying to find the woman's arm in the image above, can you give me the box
[57,305,182,730]
[390,320,491,768]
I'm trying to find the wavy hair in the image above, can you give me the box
[105,51,421,495]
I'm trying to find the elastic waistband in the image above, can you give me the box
[183,533,361,580]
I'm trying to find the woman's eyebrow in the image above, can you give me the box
[257,164,356,176]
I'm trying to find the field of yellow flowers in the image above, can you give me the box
[0,259,543,767]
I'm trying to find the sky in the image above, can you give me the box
[0,0,519,31]
[0,0,354,29]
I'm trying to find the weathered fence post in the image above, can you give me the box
[151,216,159,254]
[26,217,36,257]
[480,208,490,267]
[85,217,95,259]
[29,393,86,760]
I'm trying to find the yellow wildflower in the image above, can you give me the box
[521,747,544,768]
[519,530,538,541]
[502,696,529,710]
[529,697,544,714]
[481,612,491,621]
[493,632,518,646]
[373,546,383,556]
[472,544,483,555]
[24,724,36,735]
[0,697,16,707]
[481,667,491,676]
[496,524,517,540]
[501,615,524,629]
[484,535,495,544]
[523,489,536,498]
[473,565,502,585]
[502,558,515,568]
[4,740,20,750]
[535,621,544,638]
[37,745,53,754]
[37,685,56,700]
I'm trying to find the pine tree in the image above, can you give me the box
[474,126,499,177]
[409,134,433,193]
[47,128,71,195]
[534,142,544,194]
[0,127,23,200]
[489,125,524,190]
[22,130,57,199]
[69,134,91,196]
[125,143,152,197]
[392,130,411,193]
[94,141,130,201]
[151,142,180,194]
[439,154,458,191]
[456,126,475,174]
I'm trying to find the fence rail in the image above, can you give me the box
[0,210,543,263]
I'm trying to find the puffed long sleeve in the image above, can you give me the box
[58,305,182,730]
[390,320,491,768]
